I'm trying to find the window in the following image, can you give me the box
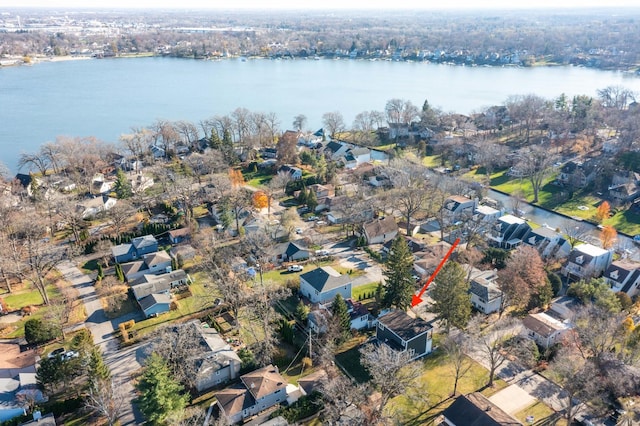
[610,270,619,280]
[575,255,584,265]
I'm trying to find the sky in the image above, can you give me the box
[8,0,640,9]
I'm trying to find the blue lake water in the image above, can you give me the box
[2,56,640,172]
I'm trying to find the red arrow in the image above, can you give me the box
[411,238,460,307]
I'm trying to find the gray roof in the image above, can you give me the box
[378,310,432,341]
[443,392,521,426]
[469,279,502,302]
[301,266,351,293]
[130,269,188,300]
[132,234,158,250]
[111,243,132,258]
[531,226,559,240]
[138,293,171,311]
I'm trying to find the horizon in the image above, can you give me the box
[8,0,640,10]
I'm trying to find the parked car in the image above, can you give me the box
[48,348,65,359]
[295,227,303,234]
[315,221,326,226]
[288,265,304,272]
[316,249,329,257]
[62,350,79,361]
[306,216,319,222]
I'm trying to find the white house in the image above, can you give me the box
[299,266,352,304]
[522,312,571,349]
[361,216,399,245]
[561,243,613,282]
[524,226,571,260]
[468,268,503,315]
[603,260,640,298]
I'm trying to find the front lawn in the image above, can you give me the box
[352,282,379,301]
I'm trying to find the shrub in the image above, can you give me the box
[24,318,59,346]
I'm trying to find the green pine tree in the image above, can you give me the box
[331,294,352,344]
[382,236,415,311]
[88,347,111,384]
[97,264,104,280]
[136,353,188,425]
[115,263,124,282]
[429,262,472,333]
[306,190,318,213]
[114,169,133,199]
[295,300,309,322]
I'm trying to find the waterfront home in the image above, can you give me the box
[603,260,640,298]
[524,226,571,260]
[376,310,433,360]
[561,243,613,282]
[488,214,531,249]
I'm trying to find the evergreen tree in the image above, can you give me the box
[209,130,221,149]
[295,300,309,322]
[88,347,111,385]
[429,262,472,333]
[115,263,125,282]
[297,187,308,206]
[97,264,104,281]
[382,236,415,310]
[331,294,351,344]
[113,169,133,199]
[306,190,318,213]
[136,353,188,425]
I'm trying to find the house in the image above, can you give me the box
[603,260,640,298]
[443,195,477,217]
[468,268,503,315]
[348,147,371,165]
[558,160,595,188]
[413,242,454,277]
[169,244,197,261]
[323,141,350,161]
[277,164,302,180]
[524,226,571,259]
[299,266,352,304]
[488,214,532,249]
[165,321,241,392]
[442,392,522,426]
[308,184,335,199]
[215,365,289,424]
[473,204,502,223]
[521,311,571,349]
[368,175,391,188]
[120,251,173,282]
[277,240,310,262]
[376,310,433,360]
[78,195,117,219]
[91,174,114,195]
[308,299,371,333]
[361,216,399,245]
[168,227,191,245]
[130,174,154,193]
[112,234,159,263]
[261,147,278,159]
[608,171,640,204]
[130,269,190,317]
[561,243,613,282]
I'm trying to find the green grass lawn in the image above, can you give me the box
[514,400,561,425]
[352,282,379,301]
[422,155,442,168]
[606,209,640,236]
[3,283,61,311]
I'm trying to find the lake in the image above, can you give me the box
[2,56,640,172]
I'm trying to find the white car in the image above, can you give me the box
[316,249,329,257]
[295,227,303,234]
[287,265,304,272]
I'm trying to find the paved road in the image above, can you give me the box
[57,260,144,424]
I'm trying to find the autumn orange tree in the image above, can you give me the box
[229,168,244,188]
[599,225,617,249]
[595,201,610,223]
[252,191,269,210]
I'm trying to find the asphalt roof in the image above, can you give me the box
[300,266,351,293]
[377,310,432,341]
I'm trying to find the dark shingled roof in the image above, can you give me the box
[377,310,432,341]
[300,266,351,293]
[442,392,522,426]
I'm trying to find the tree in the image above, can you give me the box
[505,94,547,143]
[292,114,307,131]
[252,191,269,210]
[321,111,345,138]
[88,347,111,385]
[515,145,556,203]
[596,201,611,223]
[25,318,59,346]
[562,220,591,249]
[442,333,472,396]
[113,168,133,199]
[359,343,422,423]
[107,200,134,236]
[498,245,548,313]
[228,168,245,188]
[85,377,125,426]
[429,262,472,332]
[275,131,299,166]
[467,316,516,387]
[136,353,188,425]
[331,294,351,344]
[568,278,622,313]
[382,235,415,310]
[600,225,617,249]
[305,189,318,213]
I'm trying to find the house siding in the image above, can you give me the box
[470,294,501,314]
[300,280,352,304]
[143,302,170,318]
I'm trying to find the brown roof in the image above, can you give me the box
[297,369,328,395]
[522,313,566,338]
[168,227,191,238]
[241,364,287,401]
[215,384,253,417]
[362,216,398,240]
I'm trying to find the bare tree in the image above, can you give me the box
[107,200,134,237]
[321,371,366,426]
[562,220,592,249]
[516,145,556,203]
[359,343,422,422]
[18,153,49,176]
[269,170,292,195]
[505,94,547,143]
[498,245,548,313]
[322,111,345,138]
[85,378,126,426]
[292,114,307,132]
[442,333,473,396]
[466,316,517,387]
